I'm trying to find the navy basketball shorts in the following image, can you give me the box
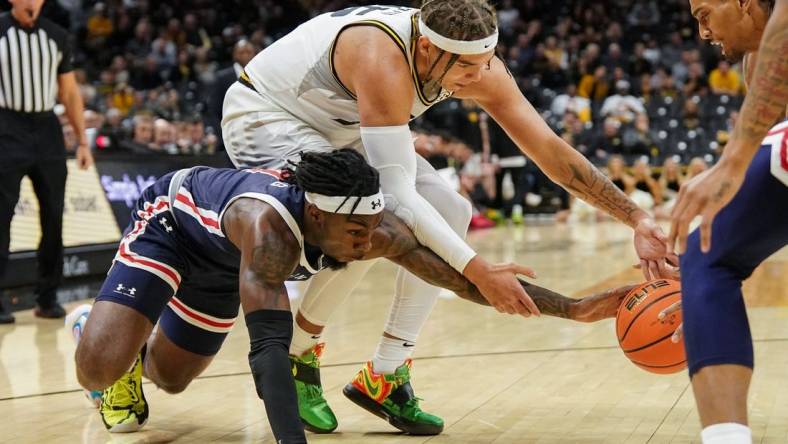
[95,175,240,356]
[681,121,788,376]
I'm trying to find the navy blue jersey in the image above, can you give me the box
[149,166,326,281]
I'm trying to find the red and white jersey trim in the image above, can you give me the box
[766,120,788,187]
[173,188,225,237]
[115,196,182,292]
[167,295,236,334]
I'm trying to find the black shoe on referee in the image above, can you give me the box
[34,302,66,319]
[0,297,14,324]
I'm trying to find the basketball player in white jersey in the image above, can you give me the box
[222,0,672,435]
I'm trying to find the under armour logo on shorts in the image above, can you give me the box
[371,199,382,210]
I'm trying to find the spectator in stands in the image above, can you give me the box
[682,99,702,130]
[193,47,219,85]
[684,62,709,96]
[552,84,591,122]
[686,156,709,179]
[631,158,663,205]
[603,43,627,73]
[558,112,592,157]
[623,113,659,159]
[132,56,164,91]
[708,60,742,96]
[653,156,685,219]
[601,80,646,123]
[607,155,636,193]
[629,42,653,78]
[672,50,694,87]
[86,2,113,47]
[207,39,258,145]
[589,117,625,161]
[152,118,178,154]
[120,114,154,153]
[577,65,609,102]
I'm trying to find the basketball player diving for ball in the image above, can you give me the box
[661,0,788,443]
[70,149,635,442]
[220,0,674,434]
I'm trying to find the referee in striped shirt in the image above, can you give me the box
[0,0,93,323]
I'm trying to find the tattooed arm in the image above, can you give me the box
[367,212,632,321]
[457,57,650,228]
[668,0,788,255]
[725,0,788,166]
[458,58,670,278]
[223,198,306,444]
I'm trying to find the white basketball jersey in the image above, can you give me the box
[240,5,450,149]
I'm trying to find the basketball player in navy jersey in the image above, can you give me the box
[664,0,788,442]
[70,149,635,441]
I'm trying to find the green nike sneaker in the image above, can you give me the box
[290,343,338,433]
[100,353,148,433]
[343,359,443,435]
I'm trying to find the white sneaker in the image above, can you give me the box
[65,304,102,408]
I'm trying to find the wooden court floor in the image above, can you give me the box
[1,221,787,443]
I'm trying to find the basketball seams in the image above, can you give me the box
[617,290,681,344]
[622,330,676,354]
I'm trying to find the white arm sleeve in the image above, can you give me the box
[360,125,476,273]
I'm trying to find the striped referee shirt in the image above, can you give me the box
[0,12,73,113]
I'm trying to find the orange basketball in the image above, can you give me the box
[616,279,686,374]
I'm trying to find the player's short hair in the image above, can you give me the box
[284,149,380,215]
[418,0,498,98]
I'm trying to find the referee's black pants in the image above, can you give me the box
[0,109,67,307]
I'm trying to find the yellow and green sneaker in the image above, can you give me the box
[290,343,338,433]
[99,353,148,433]
[343,359,443,435]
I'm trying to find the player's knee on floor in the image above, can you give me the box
[681,233,754,377]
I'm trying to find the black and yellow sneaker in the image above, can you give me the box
[290,343,338,433]
[343,359,443,435]
[100,353,148,433]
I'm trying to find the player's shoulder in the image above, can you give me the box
[336,23,408,65]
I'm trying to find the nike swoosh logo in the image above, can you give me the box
[311,335,321,339]
[402,342,415,347]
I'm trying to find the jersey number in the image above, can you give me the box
[331,5,409,17]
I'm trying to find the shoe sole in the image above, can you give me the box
[107,417,148,433]
[342,384,443,435]
[301,419,337,434]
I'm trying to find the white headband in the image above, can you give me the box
[305,191,385,215]
[418,17,498,55]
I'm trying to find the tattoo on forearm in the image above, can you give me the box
[520,280,575,318]
[393,245,579,317]
[563,161,639,224]
[734,15,788,151]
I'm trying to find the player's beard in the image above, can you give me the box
[724,48,746,64]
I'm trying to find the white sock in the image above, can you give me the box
[701,423,752,444]
[372,336,414,374]
[290,322,321,356]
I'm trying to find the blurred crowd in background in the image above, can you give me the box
[27,0,740,227]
